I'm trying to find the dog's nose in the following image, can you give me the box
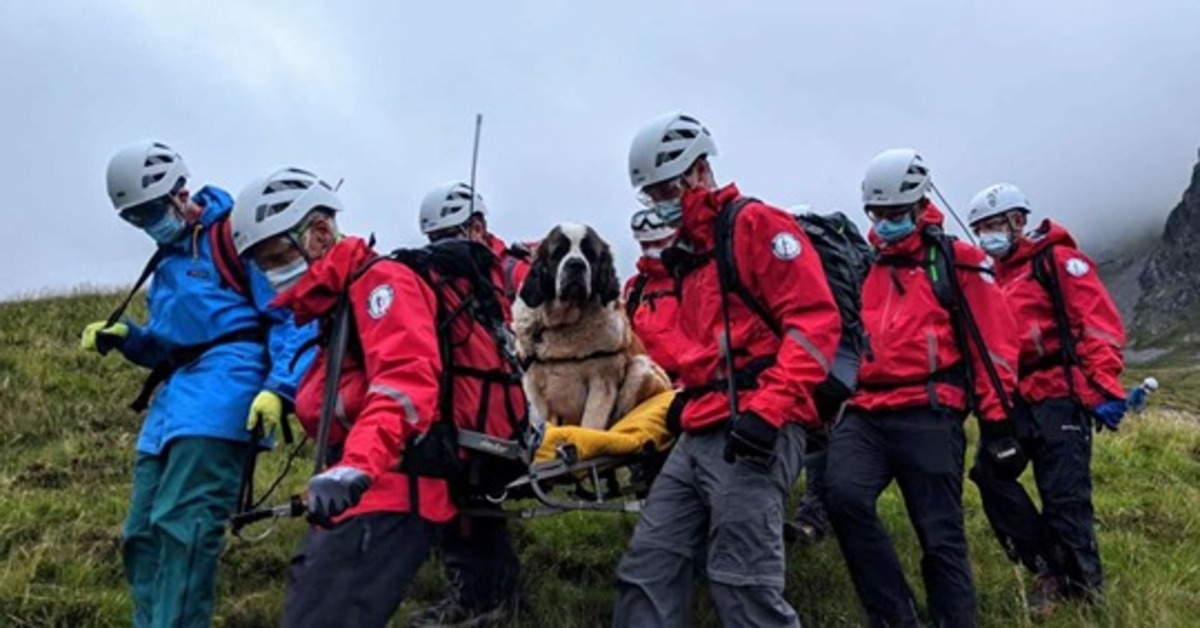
[563,258,587,275]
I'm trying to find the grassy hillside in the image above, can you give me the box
[2,293,1198,627]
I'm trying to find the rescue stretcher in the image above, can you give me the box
[229,392,676,533]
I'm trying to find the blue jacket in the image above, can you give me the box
[116,185,317,455]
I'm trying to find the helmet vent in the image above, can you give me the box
[656,149,684,167]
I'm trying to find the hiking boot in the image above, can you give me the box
[408,597,510,628]
[784,501,831,545]
[1027,571,1065,616]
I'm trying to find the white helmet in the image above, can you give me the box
[231,167,344,255]
[106,141,190,212]
[1143,376,1159,392]
[861,148,931,207]
[630,208,677,243]
[628,111,717,189]
[419,181,487,235]
[968,183,1031,227]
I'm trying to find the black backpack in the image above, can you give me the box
[713,198,874,420]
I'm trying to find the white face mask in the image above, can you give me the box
[642,245,668,259]
[265,257,308,292]
[977,230,1013,258]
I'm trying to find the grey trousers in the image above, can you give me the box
[614,424,806,628]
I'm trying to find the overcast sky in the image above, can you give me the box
[3,0,1199,299]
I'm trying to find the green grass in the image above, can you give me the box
[2,293,1199,626]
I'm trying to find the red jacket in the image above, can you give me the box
[993,219,1125,407]
[276,237,527,524]
[623,256,682,380]
[850,204,1020,422]
[673,184,841,431]
[488,234,531,309]
[277,237,451,523]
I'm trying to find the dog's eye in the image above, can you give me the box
[579,238,596,260]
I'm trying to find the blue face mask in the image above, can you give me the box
[977,231,1013,258]
[875,215,916,243]
[144,212,186,244]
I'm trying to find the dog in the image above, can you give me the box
[513,223,672,430]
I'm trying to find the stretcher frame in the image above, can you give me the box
[229,428,666,535]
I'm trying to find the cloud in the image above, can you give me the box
[2,1,1199,299]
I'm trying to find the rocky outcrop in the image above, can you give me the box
[1132,151,1200,344]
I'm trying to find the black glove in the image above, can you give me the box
[305,466,372,527]
[978,419,1028,481]
[724,412,779,463]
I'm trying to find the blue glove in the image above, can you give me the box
[1092,400,1127,432]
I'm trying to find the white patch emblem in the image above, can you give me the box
[979,256,996,284]
[1064,257,1090,278]
[771,233,802,260]
[367,285,394,319]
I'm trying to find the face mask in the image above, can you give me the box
[875,215,916,243]
[978,231,1013,258]
[642,245,667,259]
[143,211,186,244]
[265,257,309,292]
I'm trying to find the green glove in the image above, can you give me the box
[247,391,284,435]
[80,321,129,352]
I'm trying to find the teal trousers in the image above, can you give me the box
[123,437,250,628]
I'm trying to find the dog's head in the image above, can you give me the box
[519,222,620,310]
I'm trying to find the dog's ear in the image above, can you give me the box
[518,246,554,308]
[592,230,622,305]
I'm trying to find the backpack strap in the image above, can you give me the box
[1030,245,1110,404]
[714,197,782,336]
[625,273,651,320]
[209,216,250,296]
[923,230,1015,419]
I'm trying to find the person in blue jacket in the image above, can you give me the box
[81,141,315,627]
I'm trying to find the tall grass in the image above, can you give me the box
[2,294,1197,626]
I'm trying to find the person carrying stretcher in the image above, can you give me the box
[229,167,528,627]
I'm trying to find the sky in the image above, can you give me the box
[3,0,1199,299]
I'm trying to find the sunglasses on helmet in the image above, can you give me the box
[630,209,667,231]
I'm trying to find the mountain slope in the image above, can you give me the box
[1,293,1198,626]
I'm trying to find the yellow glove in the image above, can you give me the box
[247,391,284,435]
[80,321,129,352]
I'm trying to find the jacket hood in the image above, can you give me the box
[270,236,377,325]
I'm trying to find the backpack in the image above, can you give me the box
[208,216,251,296]
[713,198,874,420]
[339,239,528,496]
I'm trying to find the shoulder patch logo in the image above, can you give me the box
[367,284,395,319]
[771,232,802,260]
[979,256,996,284]
[1064,257,1090,278]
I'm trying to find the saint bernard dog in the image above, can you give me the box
[512,223,672,430]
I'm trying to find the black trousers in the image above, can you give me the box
[970,398,1103,596]
[283,512,436,628]
[439,505,521,611]
[826,408,976,628]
